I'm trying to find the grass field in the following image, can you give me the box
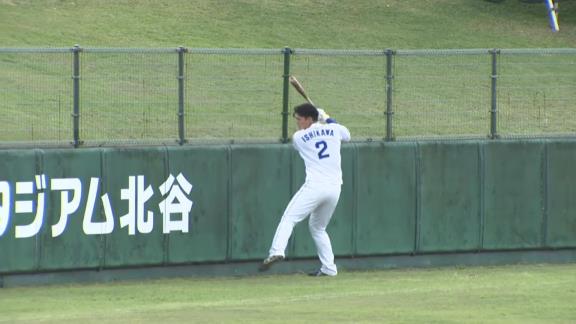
[0,264,575,323]
[0,0,575,48]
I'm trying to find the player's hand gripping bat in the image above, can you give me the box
[289,75,315,106]
[289,75,334,124]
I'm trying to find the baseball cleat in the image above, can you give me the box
[258,255,284,272]
[308,270,330,277]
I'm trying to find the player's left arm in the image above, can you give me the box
[338,124,351,142]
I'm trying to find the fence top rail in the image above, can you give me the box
[85,48,282,55]
[292,48,576,56]
[0,48,72,53]
[82,48,179,53]
[395,48,492,56]
[0,47,575,55]
[187,48,283,55]
[0,47,179,53]
[499,48,576,55]
[293,49,387,56]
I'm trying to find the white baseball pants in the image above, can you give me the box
[268,182,341,276]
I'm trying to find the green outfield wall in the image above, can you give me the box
[1,139,575,276]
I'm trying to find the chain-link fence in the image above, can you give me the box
[0,47,575,146]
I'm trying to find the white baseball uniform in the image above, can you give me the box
[268,121,351,276]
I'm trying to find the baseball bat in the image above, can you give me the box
[545,0,559,32]
[289,75,315,106]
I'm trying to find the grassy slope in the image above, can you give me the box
[0,264,575,323]
[0,0,574,49]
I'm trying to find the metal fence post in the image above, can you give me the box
[281,47,292,143]
[489,48,500,139]
[72,44,82,148]
[385,49,395,141]
[177,46,187,145]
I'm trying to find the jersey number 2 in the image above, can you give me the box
[315,140,330,160]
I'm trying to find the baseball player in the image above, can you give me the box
[259,103,351,276]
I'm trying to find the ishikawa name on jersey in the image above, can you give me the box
[293,122,351,186]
